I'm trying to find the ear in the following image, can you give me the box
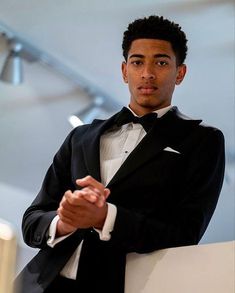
[175,64,187,85]
[121,61,128,83]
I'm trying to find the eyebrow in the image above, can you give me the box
[129,54,172,59]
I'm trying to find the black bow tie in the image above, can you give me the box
[115,107,158,132]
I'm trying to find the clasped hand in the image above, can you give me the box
[56,176,110,236]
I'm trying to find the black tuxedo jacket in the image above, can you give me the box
[15,107,225,293]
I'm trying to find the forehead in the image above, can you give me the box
[128,39,175,58]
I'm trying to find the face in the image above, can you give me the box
[122,39,186,115]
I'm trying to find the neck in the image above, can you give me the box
[128,104,172,117]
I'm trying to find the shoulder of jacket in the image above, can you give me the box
[173,107,223,135]
[197,121,223,135]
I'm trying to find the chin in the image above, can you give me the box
[138,98,160,108]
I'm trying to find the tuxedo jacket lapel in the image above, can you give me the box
[81,107,202,187]
[81,113,119,182]
[108,107,201,187]
[80,110,166,186]
[107,124,168,187]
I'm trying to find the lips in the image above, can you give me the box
[138,85,158,94]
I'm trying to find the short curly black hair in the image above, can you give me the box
[122,15,188,65]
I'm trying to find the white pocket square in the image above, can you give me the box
[163,147,181,154]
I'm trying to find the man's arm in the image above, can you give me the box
[21,127,82,248]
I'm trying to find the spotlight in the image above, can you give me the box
[0,41,23,85]
[68,96,104,128]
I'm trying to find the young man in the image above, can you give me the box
[16,15,225,293]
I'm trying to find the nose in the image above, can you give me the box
[141,65,156,80]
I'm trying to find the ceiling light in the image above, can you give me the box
[0,41,23,84]
[68,96,104,127]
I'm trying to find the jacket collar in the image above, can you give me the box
[81,106,202,186]
[81,112,120,182]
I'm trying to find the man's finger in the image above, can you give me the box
[57,205,76,219]
[104,188,110,199]
[76,176,105,193]
[64,190,85,206]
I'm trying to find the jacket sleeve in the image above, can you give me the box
[110,128,225,253]
[22,128,78,249]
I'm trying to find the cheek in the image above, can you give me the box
[162,82,176,95]
[127,82,136,96]
[126,73,136,88]
[160,73,177,88]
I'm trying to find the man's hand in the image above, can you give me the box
[56,176,110,236]
[76,176,110,207]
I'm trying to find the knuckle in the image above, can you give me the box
[64,191,71,198]
[69,197,76,205]
[94,188,101,195]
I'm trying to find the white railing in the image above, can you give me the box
[125,241,235,293]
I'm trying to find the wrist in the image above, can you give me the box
[56,219,76,236]
[94,203,108,230]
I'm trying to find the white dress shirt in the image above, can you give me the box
[47,105,172,279]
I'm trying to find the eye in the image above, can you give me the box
[157,61,168,66]
[131,60,143,66]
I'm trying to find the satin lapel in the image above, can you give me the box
[107,107,202,187]
[107,123,168,187]
[81,113,119,182]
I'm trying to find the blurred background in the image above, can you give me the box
[0,0,234,274]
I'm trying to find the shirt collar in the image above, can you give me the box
[127,105,172,118]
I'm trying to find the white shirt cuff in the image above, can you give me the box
[94,203,117,241]
[47,215,73,247]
